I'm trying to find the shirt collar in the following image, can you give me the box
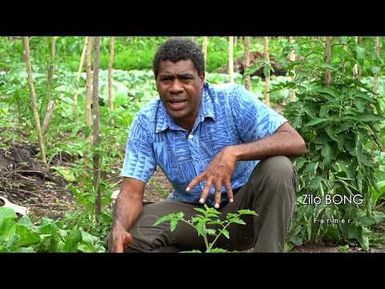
[155,82,216,133]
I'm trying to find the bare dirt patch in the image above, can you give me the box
[0,139,75,219]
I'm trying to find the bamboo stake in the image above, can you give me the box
[85,37,93,130]
[202,36,208,70]
[108,37,115,111]
[47,36,56,102]
[42,100,55,135]
[22,37,47,165]
[324,36,332,86]
[243,36,251,90]
[228,36,234,83]
[74,37,88,114]
[289,36,296,101]
[263,36,270,105]
[93,37,102,222]
[373,37,381,94]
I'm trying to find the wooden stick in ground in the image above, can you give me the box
[43,36,57,135]
[47,37,56,103]
[108,37,115,111]
[202,36,208,70]
[85,37,93,131]
[228,36,234,83]
[324,36,332,86]
[22,37,47,165]
[74,37,88,114]
[373,36,381,94]
[263,36,270,106]
[42,100,55,135]
[289,36,296,102]
[243,36,251,90]
[92,37,102,222]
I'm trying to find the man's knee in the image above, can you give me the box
[128,202,174,251]
[255,155,295,182]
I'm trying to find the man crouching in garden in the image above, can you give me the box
[108,38,306,252]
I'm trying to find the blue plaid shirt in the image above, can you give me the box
[121,82,287,205]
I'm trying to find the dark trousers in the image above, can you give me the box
[126,156,296,252]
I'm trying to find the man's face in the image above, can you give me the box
[156,60,205,130]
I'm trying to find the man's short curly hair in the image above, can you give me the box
[153,38,205,78]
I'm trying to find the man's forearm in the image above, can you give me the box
[112,190,143,231]
[230,129,306,161]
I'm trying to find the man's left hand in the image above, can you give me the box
[186,146,238,208]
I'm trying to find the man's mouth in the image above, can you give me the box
[168,99,187,110]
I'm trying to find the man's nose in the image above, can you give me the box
[170,79,183,93]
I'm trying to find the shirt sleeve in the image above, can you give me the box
[120,116,156,183]
[230,85,287,143]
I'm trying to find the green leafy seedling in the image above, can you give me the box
[154,204,257,253]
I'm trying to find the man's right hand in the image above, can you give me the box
[108,223,133,252]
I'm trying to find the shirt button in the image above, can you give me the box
[188,134,194,139]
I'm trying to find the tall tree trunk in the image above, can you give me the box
[288,36,296,102]
[324,36,332,86]
[22,37,47,165]
[228,36,234,83]
[74,37,88,115]
[263,36,270,105]
[202,36,208,70]
[243,36,251,90]
[85,37,93,132]
[92,37,102,222]
[373,36,381,94]
[108,37,115,111]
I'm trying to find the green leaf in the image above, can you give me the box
[237,209,257,216]
[325,126,344,151]
[207,247,227,253]
[355,46,366,60]
[154,212,184,226]
[17,247,35,253]
[230,218,246,225]
[207,220,222,225]
[63,229,82,252]
[193,207,207,215]
[0,207,17,226]
[14,225,40,247]
[170,219,179,232]
[222,229,230,239]
[180,249,203,253]
[263,65,271,78]
[355,115,384,122]
[371,66,380,75]
[77,243,96,253]
[52,166,76,182]
[18,216,33,227]
[0,217,16,241]
[358,227,371,251]
[305,118,329,126]
[321,143,333,165]
[313,86,337,98]
[206,229,216,236]
[80,230,98,244]
[195,222,205,237]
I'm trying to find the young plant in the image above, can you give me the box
[154,204,257,253]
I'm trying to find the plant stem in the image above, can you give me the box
[181,219,210,251]
[207,222,231,252]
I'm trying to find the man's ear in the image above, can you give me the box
[200,72,205,85]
